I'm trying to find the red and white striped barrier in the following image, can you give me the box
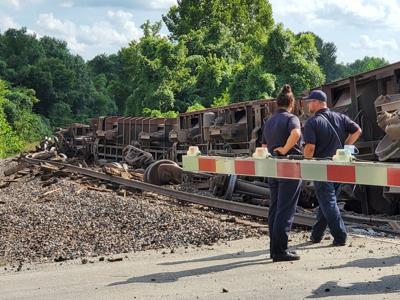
[182,150,400,188]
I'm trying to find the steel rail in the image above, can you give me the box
[23,157,315,226]
[22,157,399,233]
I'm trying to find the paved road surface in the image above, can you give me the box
[1,232,399,299]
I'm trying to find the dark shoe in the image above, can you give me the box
[310,236,322,243]
[272,252,300,262]
[270,250,297,259]
[332,240,346,247]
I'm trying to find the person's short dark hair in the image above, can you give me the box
[277,84,295,108]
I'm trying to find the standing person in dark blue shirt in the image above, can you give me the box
[303,90,361,246]
[262,84,302,262]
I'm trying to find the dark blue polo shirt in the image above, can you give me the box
[262,109,302,155]
[303,108,360,158]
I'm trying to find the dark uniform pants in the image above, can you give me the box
[311,181,347,243]
[268,178,302,256]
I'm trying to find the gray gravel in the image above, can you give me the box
[0,159,260,265]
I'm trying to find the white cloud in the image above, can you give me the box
[3,0,45,9]
[61,1,74,8]
[0,14,19,30]
[68,0,176,10]
[349,34,398,61]
[271,0,400,31]
[147,0,176,10]
[106,10,142,42]
[351,34,398,51]
[4,0,20,8]
[35,11,142,58]
[37,13,86,52]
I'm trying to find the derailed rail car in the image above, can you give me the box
[62,61,400,214]
[90,116,177,161]
[321,62,400,158]
[169,99,282,161]
[318,62,400,214]
[170,99,306,160]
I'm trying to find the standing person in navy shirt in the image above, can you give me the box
[262,84,302,262]
[303,90,361,246]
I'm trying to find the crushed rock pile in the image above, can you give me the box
[0,159,261,265]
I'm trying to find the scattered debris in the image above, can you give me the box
[107,257,123,263]
[85,185,113,193]
[3,162,29,177]
[34,188,62,201]
[388,220,400,231]
[0,182,10,189]
[0,157,260,265]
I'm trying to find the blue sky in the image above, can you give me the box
[0,0,399,63]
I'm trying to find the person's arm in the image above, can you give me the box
[343,115,362,145]
[261,122,268,149]
[345,127,362,145]
[303,119,316,159]
[304,144,315,159]
[274,128,301,155]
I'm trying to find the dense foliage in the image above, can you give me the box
[0,80,50,158]
[0,0,390,156]
[0,28,116,127]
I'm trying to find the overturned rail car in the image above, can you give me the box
[60,61,400,215]
[89,116,177,161]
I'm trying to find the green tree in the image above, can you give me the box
[299,32,341,83]
[0,79,50,157]
[263,24,325,94]
[87,53,127,114]
[163,0,274,43]
[0,28,111,127]
[186,102,205,112]
[48,102,74,127]
[229,61,275,102]
[142,108,178,118]
[345,56,389,76]
[195,55,233,106]
[0,28,43,83]
[122,22,193,115]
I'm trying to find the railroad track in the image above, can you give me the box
[22,157,400,235]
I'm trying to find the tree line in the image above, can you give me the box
[0,0,389,157]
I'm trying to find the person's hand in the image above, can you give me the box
[273,147,287,155]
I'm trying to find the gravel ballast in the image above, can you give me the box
[0,159,260,265]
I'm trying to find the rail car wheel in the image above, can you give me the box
[144,159,182,186]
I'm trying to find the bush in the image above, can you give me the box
[142,108,178,118]
[186,102,206,112]
[0,79,51,157]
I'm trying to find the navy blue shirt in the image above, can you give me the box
[262,109,302,155]
[303,108,360,158]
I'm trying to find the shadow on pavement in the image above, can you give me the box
[306,275,400,298]
[320,256,400,270]
[159,249,268,266]
[292,240,333,250]
[108,257,270,286]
